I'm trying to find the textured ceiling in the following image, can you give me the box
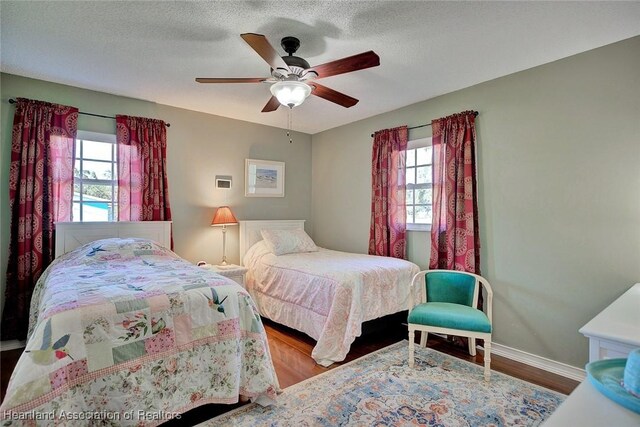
[2,1,639,134]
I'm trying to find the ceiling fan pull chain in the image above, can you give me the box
[287,107,293,144]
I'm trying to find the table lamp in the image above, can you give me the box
[211,206,238,266]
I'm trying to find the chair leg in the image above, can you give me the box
[408,329,415,368]
[420,331,428,347]
[483,338,491,381]
[468,337,476,356]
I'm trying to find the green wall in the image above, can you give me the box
[0,73,313,321]
[311,36,640,368]
[3,36,639,370]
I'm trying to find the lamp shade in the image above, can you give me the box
[270,81,312,108]
[211,206,238,226]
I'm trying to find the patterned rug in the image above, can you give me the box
[203,341,565,426]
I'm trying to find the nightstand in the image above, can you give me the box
[199,263,248,287]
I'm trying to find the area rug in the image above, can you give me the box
[203,341,565,426]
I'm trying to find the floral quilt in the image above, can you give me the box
[1,238,279,426]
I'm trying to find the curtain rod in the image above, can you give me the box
[8,98,171,127]
[370,111,478,137]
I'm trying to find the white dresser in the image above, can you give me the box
[543,283,640,426]
[579,283,640,362]
[543,380,640,426]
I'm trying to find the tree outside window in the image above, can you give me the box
[73,132,118,221]
[406,138,432,231]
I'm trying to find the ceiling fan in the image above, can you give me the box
[196,33,380,112]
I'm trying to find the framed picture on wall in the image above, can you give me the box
[245,159,285,197]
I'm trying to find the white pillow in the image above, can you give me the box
[260,228,318,256]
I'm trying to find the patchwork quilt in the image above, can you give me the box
[1,238,279,426]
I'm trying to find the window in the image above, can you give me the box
[406,137,432,231]
[73,131,118,221]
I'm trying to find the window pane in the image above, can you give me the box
[416,188,432,204]
[81,183,113,201]
[416,166,432,184]
[74,134,117,222]
[406,148,415,167]
[406,189,414,205]
[72,202,81,222]
[74,160,82,178]
[405,167,416,185]
[82,202,110,222]
[417,146,432,165]
[110,203,119,221]
[73,183,81,201]
[83,140,113,161]
[82,160,114,180]
[406,207,414,224]
[415,205,432,224]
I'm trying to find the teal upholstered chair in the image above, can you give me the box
[408,269,493,380]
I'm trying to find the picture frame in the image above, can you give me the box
[245,159,285,197]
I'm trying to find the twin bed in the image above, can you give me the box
[1,222,278,425]
[239,220,419,366]
[1,220,418,424]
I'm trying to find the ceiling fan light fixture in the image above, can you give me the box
[270,81,312,108]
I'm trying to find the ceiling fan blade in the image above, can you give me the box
[305,51,380,80]
[261,96,280,113]
[240,33,291,73]
[195,77,266,83]
[309,83,359,108]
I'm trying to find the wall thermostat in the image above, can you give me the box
[215,175,232,189]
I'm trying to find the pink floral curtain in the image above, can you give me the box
[429,111,480,273]
[2,98,78,340]
[116,115,172,222]
[368,126,408,258]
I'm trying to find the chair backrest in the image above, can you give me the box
[425,271,478,307]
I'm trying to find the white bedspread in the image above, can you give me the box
[244,241,420,366]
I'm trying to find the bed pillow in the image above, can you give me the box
[69,238,176,262]
[260,228,318,256]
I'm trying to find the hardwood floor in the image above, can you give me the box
[1,315,579,425]
[262,314,579,394]
[0,347,22,402]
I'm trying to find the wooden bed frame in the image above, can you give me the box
[54,221,172,258]
[238,220,306,265]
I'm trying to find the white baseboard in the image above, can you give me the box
[488,342,586,382]
[408,330,585,382]
[0,340,26,352]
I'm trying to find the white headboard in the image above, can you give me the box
[55,221,172,258]
[239,220,306,265]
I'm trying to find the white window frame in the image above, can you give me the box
[406,137,432,232]
[73,130,118,222]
